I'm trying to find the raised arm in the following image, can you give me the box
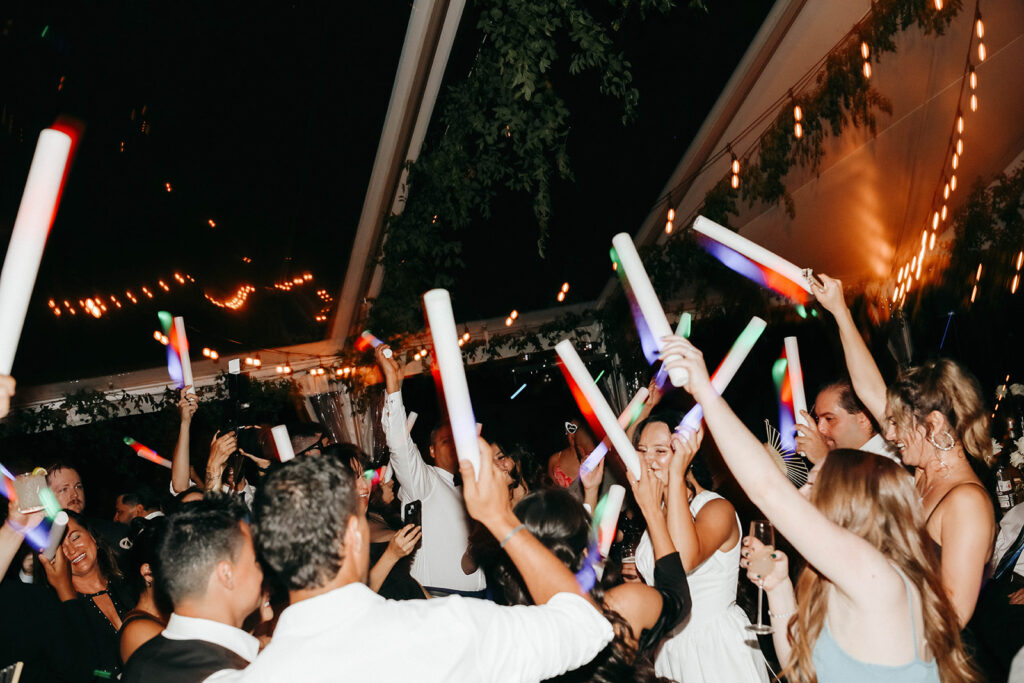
[461,438,595,606]
[812,275,888,424]
[661,336,901,607]
[376,346,431,499]
[665,427,737,571]
[0,501,43,577]
[171,389,198,494]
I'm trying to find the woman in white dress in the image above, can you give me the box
[632,410,768,682]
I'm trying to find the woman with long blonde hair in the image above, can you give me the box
[662,336,978,682]
[813,274,995,626]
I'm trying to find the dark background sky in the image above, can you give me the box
[0,1,772,384]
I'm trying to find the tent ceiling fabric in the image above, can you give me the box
[642,0,1024,291]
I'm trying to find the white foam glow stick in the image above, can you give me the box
[692,216,812,294]
[611,233,688,387]
[423,289,481,477]
[654,313,693,389]
[598,485,626,557]
[556,340,641,479]
[579,386,650,475]
[678,317,768,433]
[0,129,73,374]
[173,316,195,394]
[43,511,69,562]
[360,331,393,358]
[271,425,295,462]
[405,411,418,434]
[784,336,808,427]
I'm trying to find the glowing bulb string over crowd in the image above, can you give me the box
[891,0,988,309]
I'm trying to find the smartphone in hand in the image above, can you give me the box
[403,500,422,528]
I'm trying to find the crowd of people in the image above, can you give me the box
[0,274,1023,682]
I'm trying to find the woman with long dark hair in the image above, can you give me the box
[496,485,691,682]
[40,510,137,679]
[664,335,978,682]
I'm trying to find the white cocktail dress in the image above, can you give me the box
[635,490,769,683]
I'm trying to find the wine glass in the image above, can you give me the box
[744,519,775,635]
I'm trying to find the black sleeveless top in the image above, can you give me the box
[122,634,250,683]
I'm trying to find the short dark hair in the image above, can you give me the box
[819,379,877,435]
[253,454,358,592]
[119,484,163,513]
[124,516,168,599]
[153,494,250,607]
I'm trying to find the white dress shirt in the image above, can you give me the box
[991,502,1024,578]
[859,433,900,462]
[382,391,484,592]
[211,583,613,683]
[163,613,260,681]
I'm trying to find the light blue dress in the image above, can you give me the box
[812,568,940,682]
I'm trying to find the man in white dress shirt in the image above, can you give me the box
[213,438,613,683]
[375,345,486,595]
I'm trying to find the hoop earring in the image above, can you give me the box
[929,431,955,451]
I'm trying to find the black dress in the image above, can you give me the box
[369,542,427,600]
[66,580,135,680]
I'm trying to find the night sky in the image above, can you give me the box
[0,1,771,385]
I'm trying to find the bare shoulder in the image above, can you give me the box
[937,482,995,531]
[605,583,662,634]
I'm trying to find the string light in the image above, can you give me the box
[164,182,172,192]
[860,41,870,60]
[934,0,942,9]
[929,232,936,250]
[976,14,984,38]
[969,93,978,112]
[977,40,986,62]
[969,68,977,90]
[941,204,947,221]
[207,219,216,228]
[730,155,740,189]
[950,174,957,192]
[932,211,940,230]
[951,152,959,170]
[510,310,518,320]
[862,61,872,79]
[665,207,675,234]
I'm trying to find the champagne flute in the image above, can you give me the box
[744,519,775,635]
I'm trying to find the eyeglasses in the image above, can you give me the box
[564,421,578,435]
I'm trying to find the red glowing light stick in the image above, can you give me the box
[356,331,392,358]
[0,128,75,373]
[692,216,813,304]
[556,340,641,479]
[123,437,172,469]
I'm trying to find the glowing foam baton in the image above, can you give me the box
[678,317,768,434]
[654,312,694,389]
[692,216,813,304]
[271,425,295,462]
[42,511,69,561]
[157,311,183,387]
[406,411,418,434]
[356,331,393,358]
[773,355,798,452]
[0,463,15,501]
[0,128,74,374]
[597,485,626,558]
[611,233,688,387]
[556,340,641,479]
[423,289,481,477]
[39,486,61,519]
[784,337,808,428]
[173,317,195,394]
[578,386,649,476]
[123,437,172,469]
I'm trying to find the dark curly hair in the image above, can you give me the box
[495,489,665,683]
[253,453,359,591]
[633,410,712,490]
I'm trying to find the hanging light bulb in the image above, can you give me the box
[950,174,958,192]
[666,208,675,222]
[793,104,802,122]
[956,138,963,155]
[730,156,740,189]
[730,173,740,189]
[970,93,978,112]
[921,231,928,249]
[970,284,978,303]
[862,61,872,79]
[957,113,964,134]
[731,158,740,175]
[933,0,942,9]
[860,41,870,59]
[978,41,986,62]
[977,263,983,281]
[941,204,947,221]
[952,152,959,170]
[969,68,977,90]
[929,232,936,250]
[794,121,803,139]
[976,15,984,38]
[1017,251,1023,271]
[932,211,940,230]
[943,182,950,200]
[1013,275,1020,295]
[664,220,673,234]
